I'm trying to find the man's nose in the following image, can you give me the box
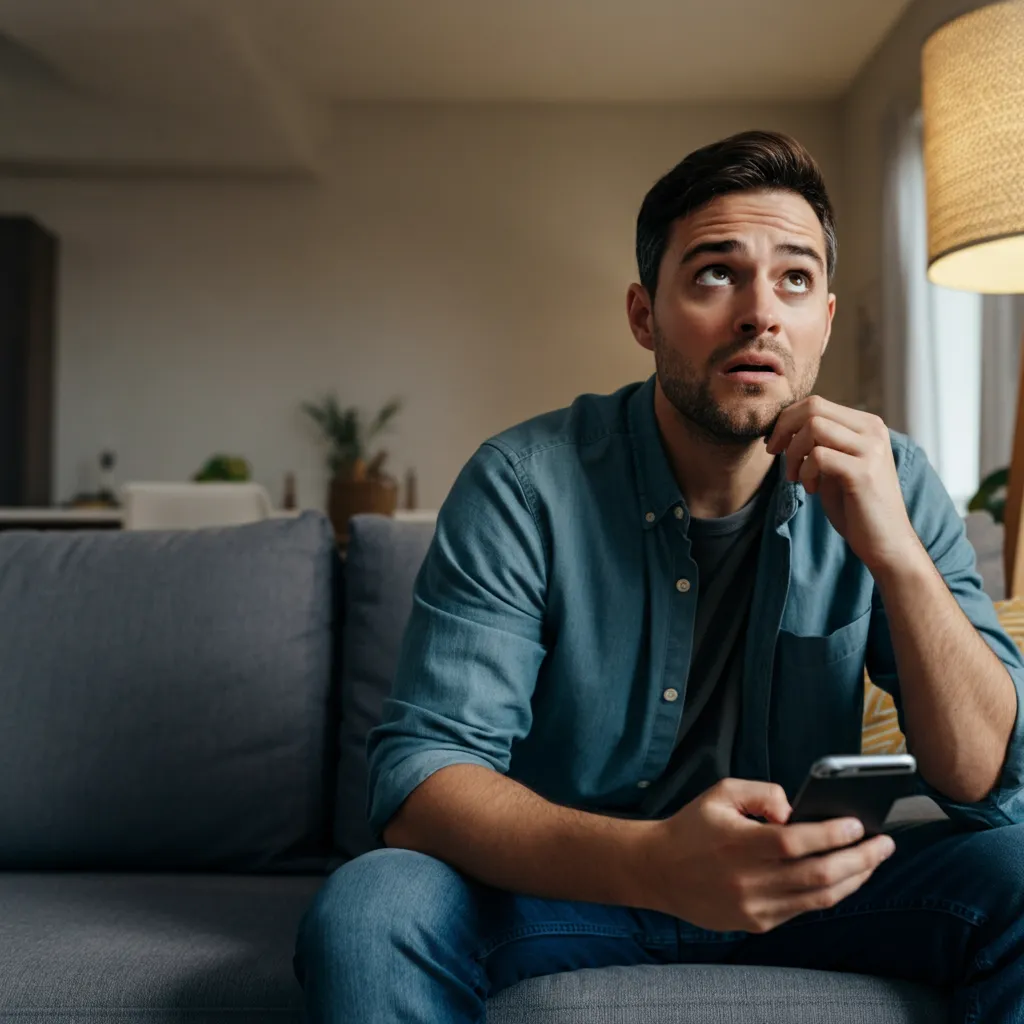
[733,278,781,337]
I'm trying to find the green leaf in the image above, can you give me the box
[301,393,403,476]
[968,466,1010,524]
[367,398,402,441]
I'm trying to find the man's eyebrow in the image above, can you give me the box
[679,239,744,265]
[776,242,825,272]
[678,238,825,274]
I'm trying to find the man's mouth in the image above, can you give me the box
[720,351,785,379]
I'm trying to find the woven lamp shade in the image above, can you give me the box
[922,1,1024,294]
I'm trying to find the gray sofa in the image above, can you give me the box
[0,511,948,1022]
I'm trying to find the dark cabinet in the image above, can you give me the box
[0,217,58,506]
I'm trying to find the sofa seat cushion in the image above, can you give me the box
[489,963,946,1023]
[0,872,323,1022]
[0,874,945,1024]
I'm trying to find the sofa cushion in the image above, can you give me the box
[0,872,321,1022]
[0,874,945,1024]
[334,514,437,860]
[0,512,339,872]
[488,963,945,1023]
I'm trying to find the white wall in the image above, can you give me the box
[2,102,847,510]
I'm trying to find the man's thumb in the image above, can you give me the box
[717,778,792,824]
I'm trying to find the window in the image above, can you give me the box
[883,109,982,513]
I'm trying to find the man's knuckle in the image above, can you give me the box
[809,887,839,910]
[808,863,835,888]
[729,874,751,899]
[776,833,800,859]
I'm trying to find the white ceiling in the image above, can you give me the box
[0,0,914,175]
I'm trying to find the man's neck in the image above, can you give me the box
[653,380,778,520]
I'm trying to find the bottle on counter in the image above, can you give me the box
[283,471,298,511]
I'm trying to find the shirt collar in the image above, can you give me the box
[627,373,805,532]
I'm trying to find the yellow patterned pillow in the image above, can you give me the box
[861,596,1024,753]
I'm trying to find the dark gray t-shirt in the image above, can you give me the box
[638,471,775,819]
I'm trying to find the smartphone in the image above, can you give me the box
[788,754,918,837]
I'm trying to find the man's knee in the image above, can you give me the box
[932,820,1024,936]
[967,821,1024,890]
[295,847,476,972]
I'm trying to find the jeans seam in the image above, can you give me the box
[786,896,989,929]
[963,985,982,1024]
[476,922,673,960]
[678,930,750,944]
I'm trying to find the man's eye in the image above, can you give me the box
[696,266,732,287]
[783,271,811,293]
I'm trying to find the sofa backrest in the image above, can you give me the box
[0,512,340,872]
[334,514,437,860]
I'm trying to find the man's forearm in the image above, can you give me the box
[875,543,1018,803]
[382,764,662,908]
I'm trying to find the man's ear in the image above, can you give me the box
[820,292,837,356]
[627,284,655,353]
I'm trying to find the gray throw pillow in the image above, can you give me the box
[334,514,436,860]
[0,512,339,872]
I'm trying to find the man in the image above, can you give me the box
[294,131,1024,1022]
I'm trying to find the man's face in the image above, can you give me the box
[631,188,836,444]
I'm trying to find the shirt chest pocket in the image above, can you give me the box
[775,607,872,669]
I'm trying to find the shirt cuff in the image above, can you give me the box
[367,748,499,843]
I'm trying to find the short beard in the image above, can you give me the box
[652,321,819,446]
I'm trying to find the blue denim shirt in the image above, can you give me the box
[367,376,1024,837]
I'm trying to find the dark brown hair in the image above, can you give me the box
[636,130,837,300]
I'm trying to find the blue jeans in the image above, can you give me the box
[293,820,1024,1022]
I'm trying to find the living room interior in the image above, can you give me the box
[2,0,1024,1021]
[3,0,1014,528]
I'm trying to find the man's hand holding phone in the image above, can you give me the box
[635,778,896,934]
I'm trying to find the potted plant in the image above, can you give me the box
[302,395,402,542]
[193,454,252,483]
[969,467,1009,524]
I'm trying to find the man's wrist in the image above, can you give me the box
[869,533,934,594]
[617,817,669,912]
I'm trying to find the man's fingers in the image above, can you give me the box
[782,417,864,483]
[798,446,860,494]
[778,834,896,893]
[760,817,866,860]
[767,396,879,455]
[713,778,792,825]
[758,866,878,930]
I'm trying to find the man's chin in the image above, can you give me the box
[714,402,787,441]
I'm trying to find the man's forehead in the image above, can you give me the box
[669,190,825,251]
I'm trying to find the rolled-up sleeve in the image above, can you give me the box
[365,441,548,840]
[866,439,1024,828]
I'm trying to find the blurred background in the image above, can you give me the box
[0,0,1018,525]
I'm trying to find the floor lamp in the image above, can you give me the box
[922,1,1024,598]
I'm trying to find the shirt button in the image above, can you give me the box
[644,511,656,523]
[637,780,651,789]
[675,578,691,593]
[674,506,684,519]
[663,687,679,702]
